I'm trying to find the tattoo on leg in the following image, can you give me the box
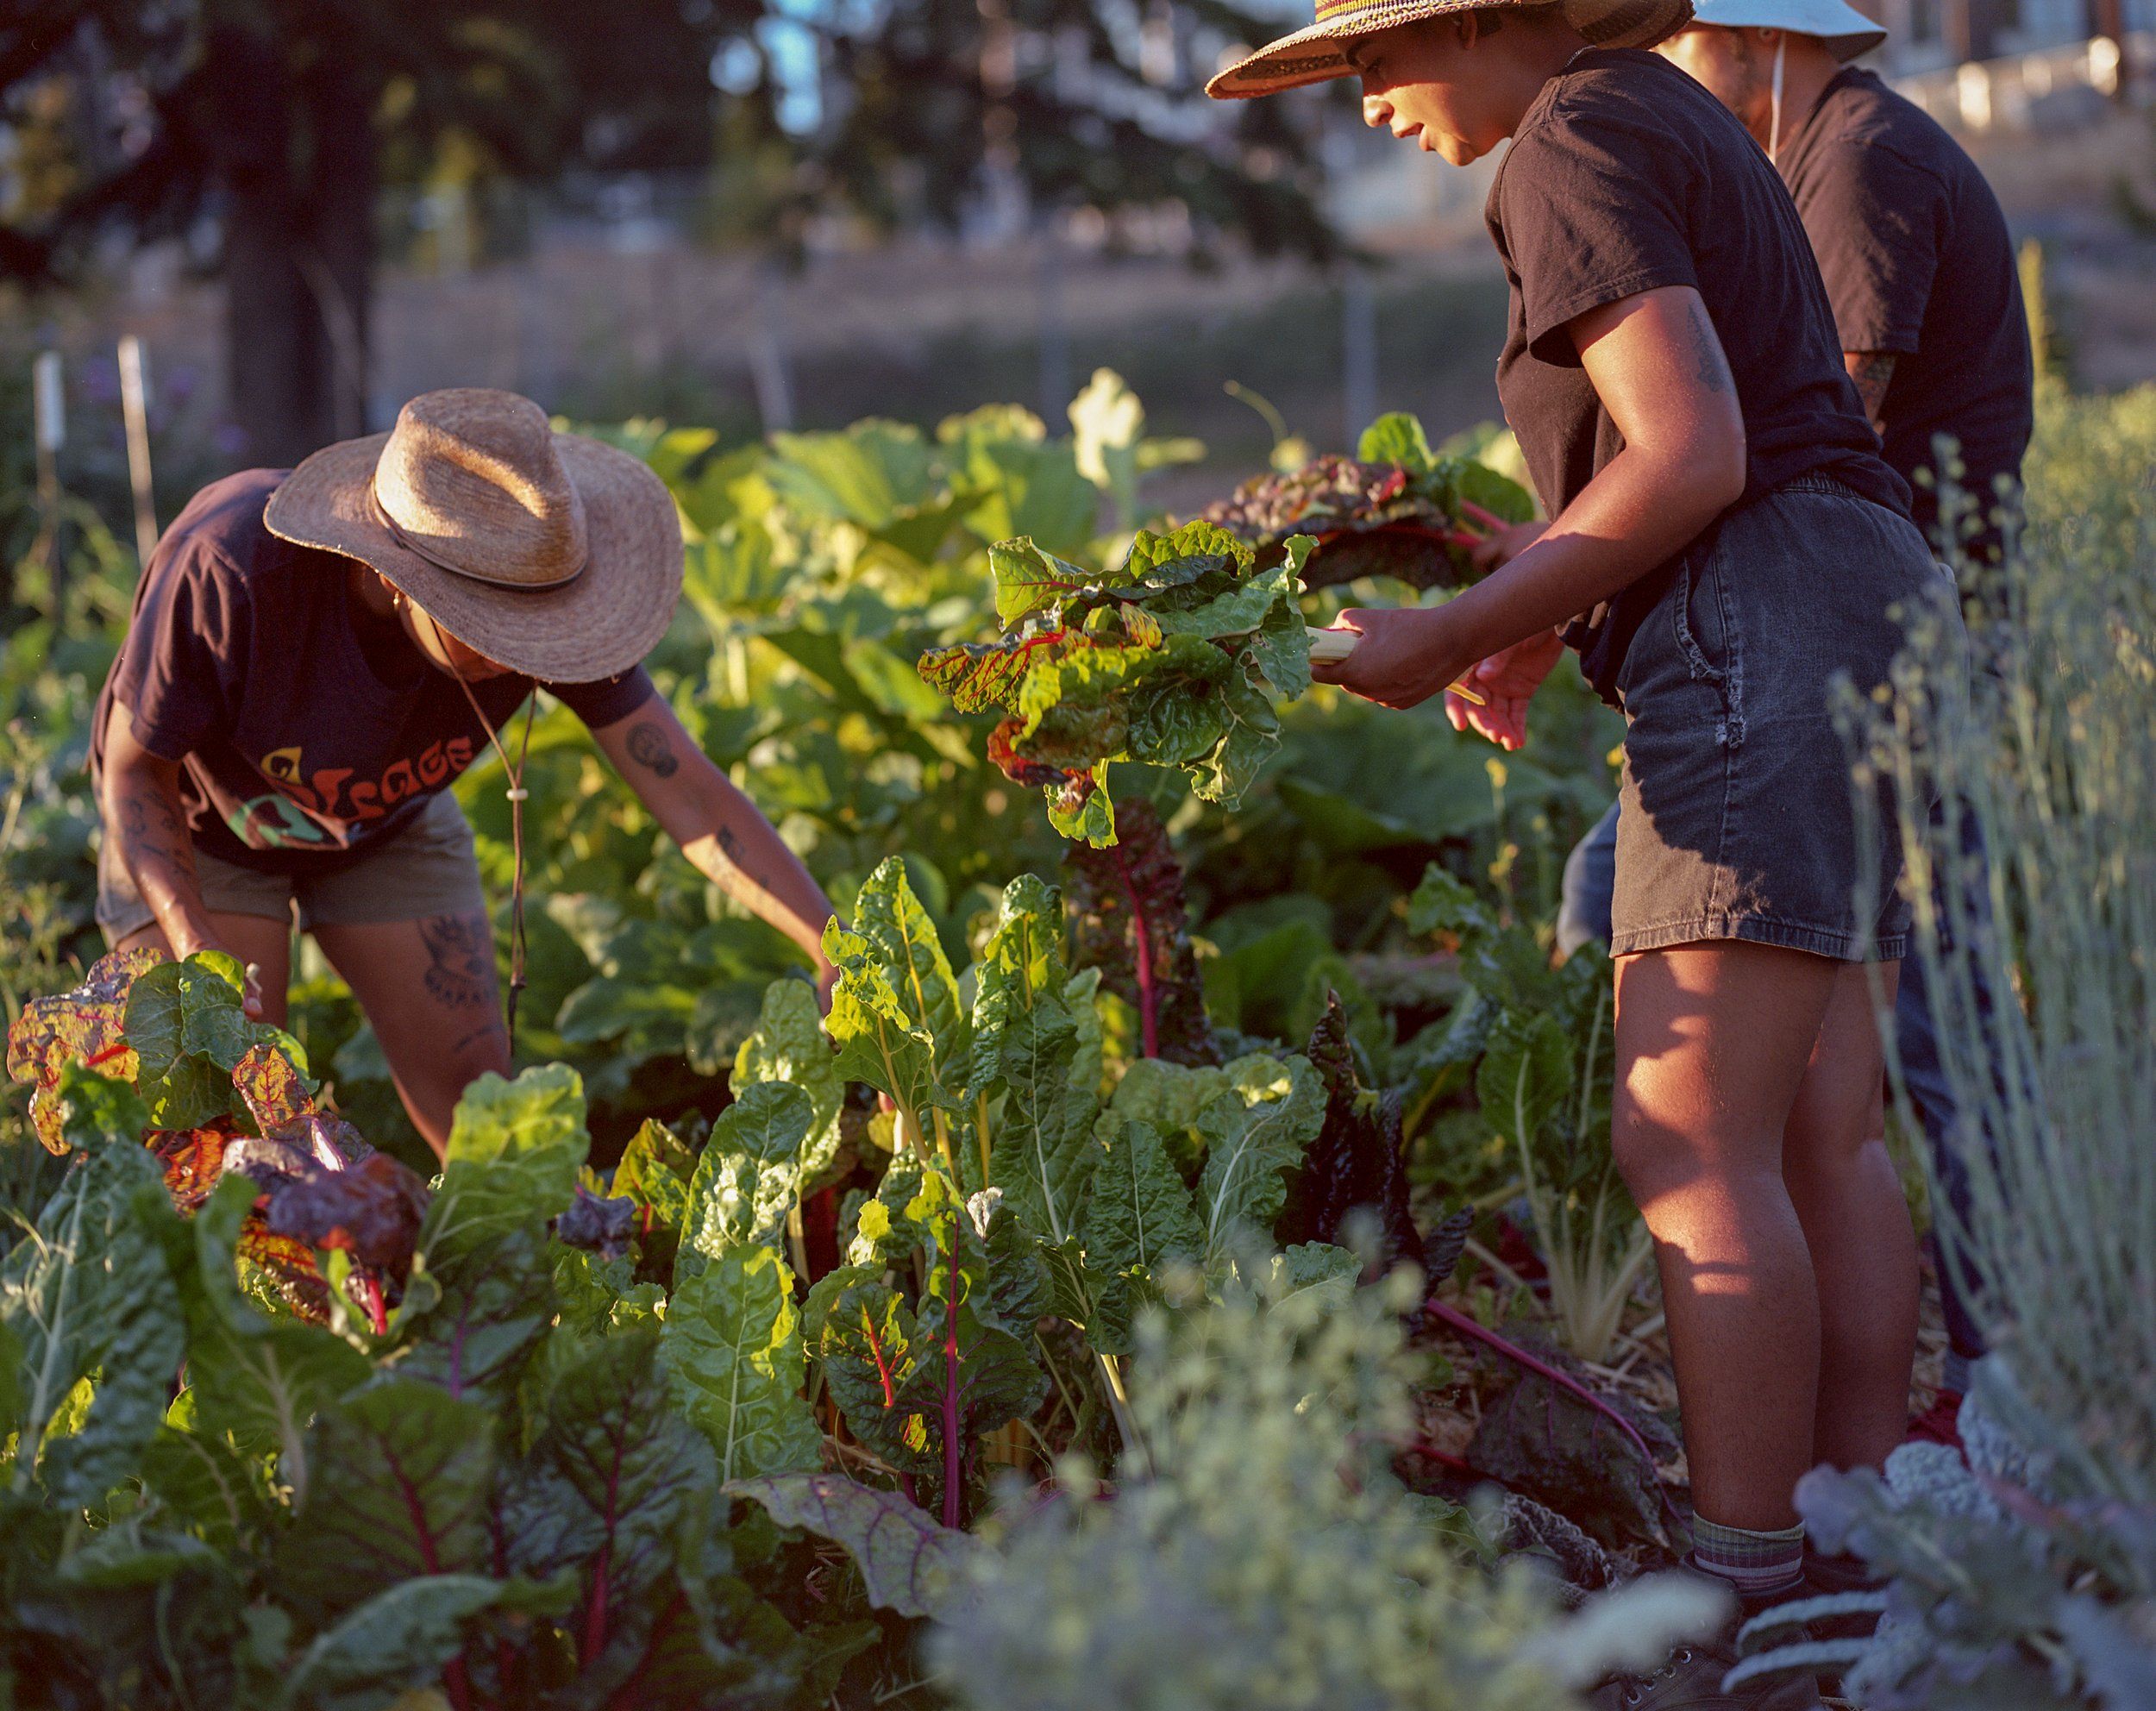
[625,719,678,778]
[1686,302,1733,396]
[418,912,499,1010]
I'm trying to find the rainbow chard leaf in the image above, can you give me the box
[3,947,159,1152]
[1202,411,1535,592]
[417,1066,589,1275]
[1081,1119,1203,1355]
[612,1118,698,1274]
[803,1266,931,1470]
[728,1471,982,1620]
[922,523,1313,844]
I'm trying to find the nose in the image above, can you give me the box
[1362,91,1391,129]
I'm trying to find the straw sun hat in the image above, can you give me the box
[1207,0,1695,97]
[264,387,683,684]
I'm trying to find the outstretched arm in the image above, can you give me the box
[590,700,837,987]
[101,699,222,960]
[1313,285,1747,710]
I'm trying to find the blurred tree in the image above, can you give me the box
[1,0,761,464]
[3,0,1340,465]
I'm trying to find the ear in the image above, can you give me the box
[1456,10,1482,47]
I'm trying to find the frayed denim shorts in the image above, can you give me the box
[1609,476,1961,963]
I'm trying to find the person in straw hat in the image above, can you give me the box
[1214,2,1967,1702]
[92,387,837,1156]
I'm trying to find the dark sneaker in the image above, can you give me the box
[1587,1634,1823,1710]
[1905,1388,1965,1451]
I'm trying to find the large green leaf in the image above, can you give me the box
[733,980,843,1189]
[679,1081,818,1272]
[124,954,286,1131]
[822,924,946,1129]
[851,856,963,1053]
[801,1266,930,1470]
[182,1176,370,1505]
[1096,1056,1236,1173]
[418,1065,588,1270]
[511,1326,717,1624]
[662,1244,822,1482]
[278,1380,495,1623]
[276,1574,558,1711]
[965,440,1098,561]
[1196,1054,1326,1259]
[1475,1010,1573,1152]
[1081,1121,1202,1352]
[384,1227,555,1407]
[728,1472,981,1619]
[986,1002,1096,1248]
[987,537,1096,627]
[141,1414,273,1554]
[0,1072,187,1505]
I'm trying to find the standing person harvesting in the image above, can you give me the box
[94,388,837,1156]
[1639,1,2028,1443]
[1213,2,1961,1702]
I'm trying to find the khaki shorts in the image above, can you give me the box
[97,787,488,943]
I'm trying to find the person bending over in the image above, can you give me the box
[95,387,836,1155]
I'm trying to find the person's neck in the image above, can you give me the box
[1501,25,1595,137]
[1745,40,1840,154]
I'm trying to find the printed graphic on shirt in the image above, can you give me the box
[230,736,476,849]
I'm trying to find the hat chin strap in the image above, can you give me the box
[1767,33,1787,164]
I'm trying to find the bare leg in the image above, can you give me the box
[1784,961,1917,1474]
[116,912,295,1027]
[310,911,511,1157]
[1614,942,1840,1531]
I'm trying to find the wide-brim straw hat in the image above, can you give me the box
[1682,0,1885,60]
[1207,0,1696,98]
[264,387,682,683]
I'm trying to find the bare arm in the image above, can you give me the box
[590,701,837,980]
[1845,350,1896,437]
[99,699,222,959]
[1313,285,1747,708]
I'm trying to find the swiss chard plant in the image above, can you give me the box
[917,521,1316,845]
[1202,412,1536,592]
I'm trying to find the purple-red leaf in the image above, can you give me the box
[1063,799,1217,1066]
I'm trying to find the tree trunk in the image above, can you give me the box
[207,22,374,467]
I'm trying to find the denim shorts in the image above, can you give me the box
[1608,476,1961,962]
[97,787,488,942]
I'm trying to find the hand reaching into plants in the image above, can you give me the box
[1310,605,1481,711]
[1442,626,1567,751]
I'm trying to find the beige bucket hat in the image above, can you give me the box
[1207,0,1695,98]
[264,387,683,683]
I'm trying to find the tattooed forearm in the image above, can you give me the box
[1686,302,1733,396]
[1845,351,1896,434]
[624,719,679,778]
[418,912,500,1011]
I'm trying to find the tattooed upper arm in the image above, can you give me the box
[1684,301,1734,397]
[624,718,679,778]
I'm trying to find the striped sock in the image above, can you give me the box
[1689,1515,1806,1601]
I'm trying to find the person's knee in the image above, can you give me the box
[1611,1099,1689,1211]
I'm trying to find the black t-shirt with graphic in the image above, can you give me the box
[1778,67,2033,557]
[1485,48,1908,700]
[92,469,655,874]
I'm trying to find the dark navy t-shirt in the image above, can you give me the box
[1779,68,2033,559]
[92,469,653,874]
[1485,49,1908,701]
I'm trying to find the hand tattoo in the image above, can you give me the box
[418,912,500,1011]
[625,720,678,778]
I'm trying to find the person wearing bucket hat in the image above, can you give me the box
[91,388,838,1154]
[1215,6,1966,1706]
[1658,0,2033,571]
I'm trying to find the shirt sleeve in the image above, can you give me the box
[110,534,250,761]
[1795,141,1942,356]
[1500,110,1700,366]
[549,665,657,730]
